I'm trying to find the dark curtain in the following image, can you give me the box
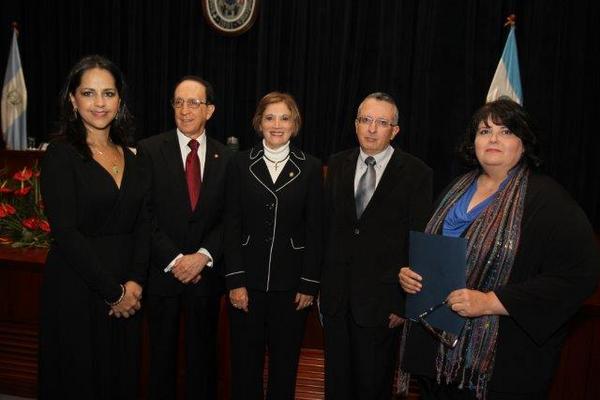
[1,0,599,230]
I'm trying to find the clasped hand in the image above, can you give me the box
[171,253,210,284]
[109,280,142,318]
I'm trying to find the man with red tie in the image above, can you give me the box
[137,76,232,400]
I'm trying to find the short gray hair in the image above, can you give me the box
[357,92,399,124]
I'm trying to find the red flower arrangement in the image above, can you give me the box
[0,164,51,248]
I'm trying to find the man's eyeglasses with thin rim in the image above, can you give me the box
[356,115,397,129]
[171,98,210,109]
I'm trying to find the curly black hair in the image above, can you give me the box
[458,98,541,169]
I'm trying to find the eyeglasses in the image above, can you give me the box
[356,116,397,129]
[171,98,210,109]
[416,299,461,348]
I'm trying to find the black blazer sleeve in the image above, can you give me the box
[298,157,324,296]
[40,142,122,302]
[495,176,600,345]
[409,166,433,232]
[224,154,247,289]
[197,201,226,264]
[136,141,181,270]
[128,153,151,285]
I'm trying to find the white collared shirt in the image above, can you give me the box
[353,145,395,194]
[176,129,207,180]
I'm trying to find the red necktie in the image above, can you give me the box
[186,139,202,211]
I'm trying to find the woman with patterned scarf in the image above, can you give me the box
[397,99,600,399]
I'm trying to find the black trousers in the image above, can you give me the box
[416,376,548,400]
[146,293,220,400]
[228,289,308,400]
[323,310,400,400]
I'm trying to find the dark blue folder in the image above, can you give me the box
[405,231,467,336]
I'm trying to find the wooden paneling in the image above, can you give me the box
[0,248,44,398]
[0,322,38,398]
[0,150,44,173]
[549,304,600,400]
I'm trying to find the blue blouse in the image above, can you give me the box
[442,175,510,238]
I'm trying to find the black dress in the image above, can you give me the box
[38,141,150,400]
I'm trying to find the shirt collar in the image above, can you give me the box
[262,139,290,162]
[176,129,206,149]
[358,145,393,167]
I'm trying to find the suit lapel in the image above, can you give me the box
[342,149,360,222]
[201,137,219,193]
[160,131,191,212]
[191,136,225,218]
[273,148,302,192]
[360,148,405,218]
[248,146,274,193]
[248,145,304,193]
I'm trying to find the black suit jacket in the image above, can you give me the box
[137,130,231,297]
[224,145,323,295]
[320,147,433,327]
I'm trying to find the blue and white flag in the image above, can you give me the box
[1,29,27,150]
[486,25,522,105]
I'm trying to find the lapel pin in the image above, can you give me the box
[289,172,294,177]
[214,153,219,158]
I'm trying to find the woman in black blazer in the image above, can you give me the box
[225,92,323,399]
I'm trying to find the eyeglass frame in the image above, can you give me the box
[356,115,398,129]
[171,98,211,109]
[412,299,462,349]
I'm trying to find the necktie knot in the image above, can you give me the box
[188,139,199,152]
[364,156,376,167]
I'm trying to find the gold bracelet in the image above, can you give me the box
[106,284,126,306]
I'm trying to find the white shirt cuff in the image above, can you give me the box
[198,248,214,267]
[164,253,184,272]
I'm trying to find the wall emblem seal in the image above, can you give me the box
[202,0,259,36]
